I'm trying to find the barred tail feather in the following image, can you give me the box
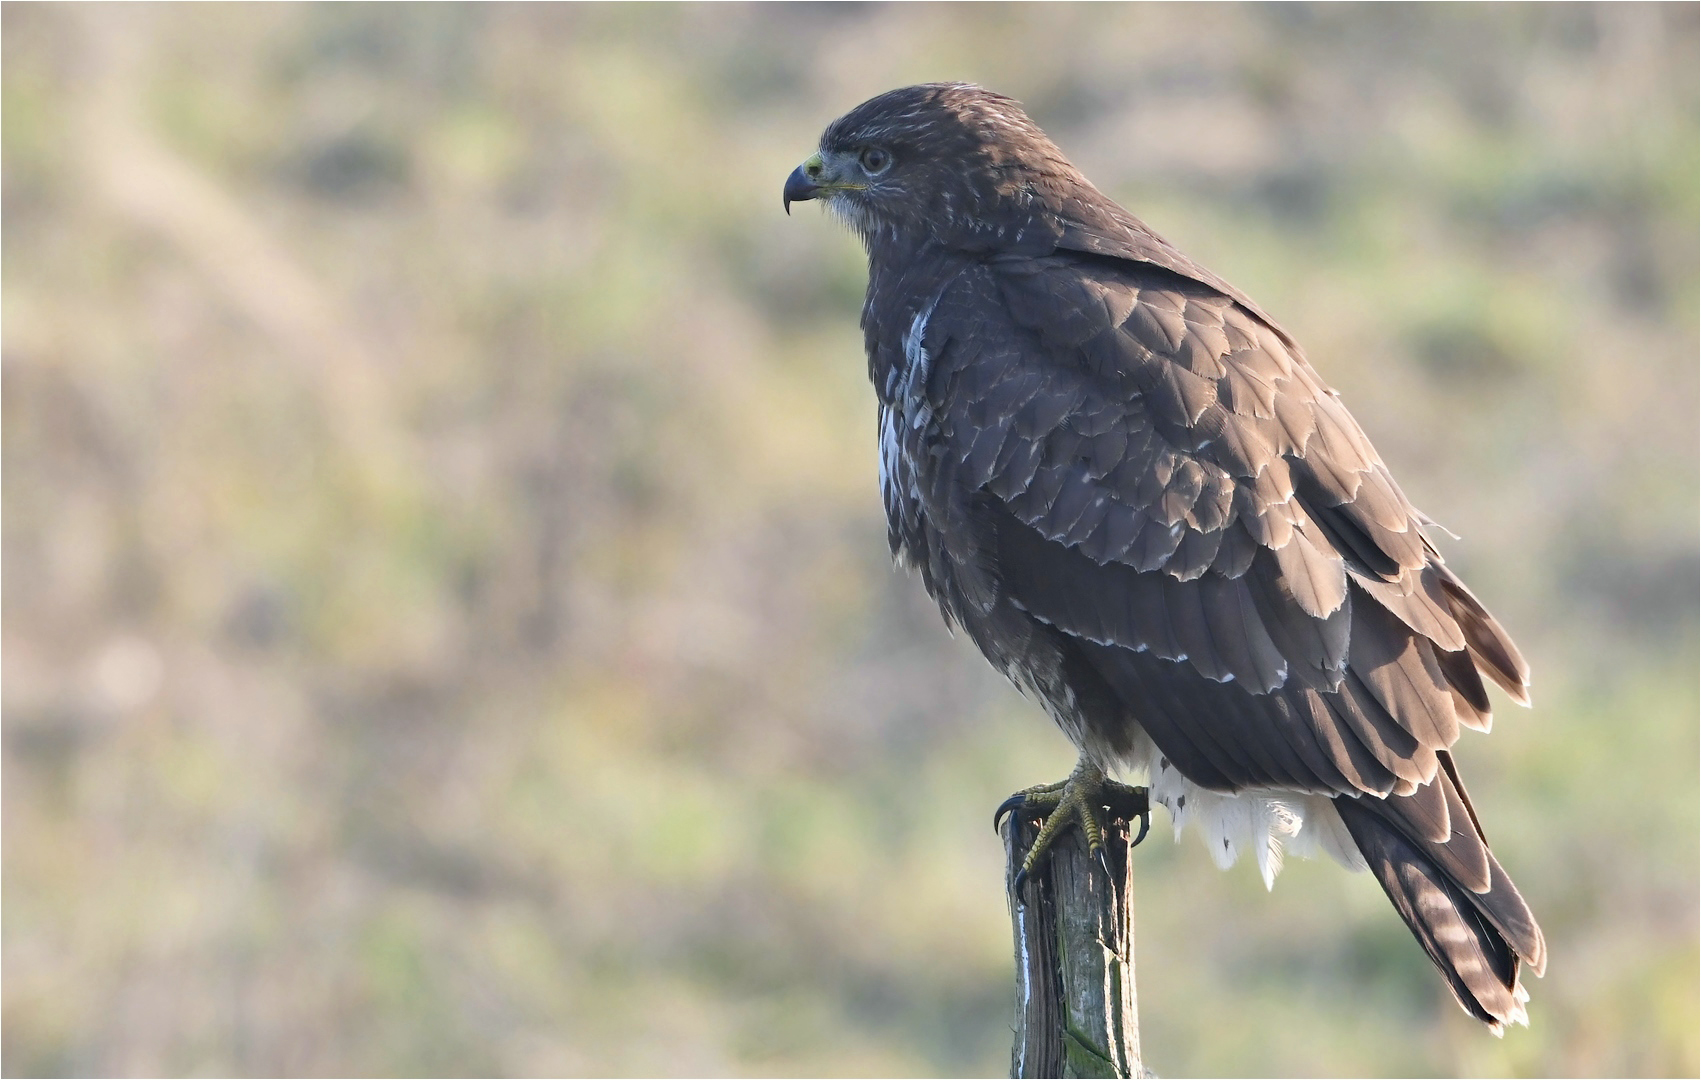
[1334,786,1544,1033]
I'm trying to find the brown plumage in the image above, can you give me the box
[785,83,1544,1032]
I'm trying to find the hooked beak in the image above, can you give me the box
[783,153,824,215]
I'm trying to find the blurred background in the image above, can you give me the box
[3,4,1696,1077]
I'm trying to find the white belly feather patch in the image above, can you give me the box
[1123,728,1366,889]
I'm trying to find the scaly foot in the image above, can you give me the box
[995,759,1150,895]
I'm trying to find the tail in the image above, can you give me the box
[1333,752,1546,1034]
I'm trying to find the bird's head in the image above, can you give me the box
[784,83,1085,255]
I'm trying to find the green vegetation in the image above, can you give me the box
[4,5,1695,1076]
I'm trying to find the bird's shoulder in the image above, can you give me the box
[1045,201,1297,348]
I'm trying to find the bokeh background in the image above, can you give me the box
[4,4,1696,1077]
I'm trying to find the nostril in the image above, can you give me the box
[805,162,823,178]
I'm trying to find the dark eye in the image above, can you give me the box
[859,147,891,174]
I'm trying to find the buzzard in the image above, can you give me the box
[785,84,1544,1032]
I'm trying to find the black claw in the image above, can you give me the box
[1012,866,1030,897]
[993,794,1027,834]
[1130,809,1151,849]
[1095,844,1112,880]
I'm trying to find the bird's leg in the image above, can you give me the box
[995,757,1150,895]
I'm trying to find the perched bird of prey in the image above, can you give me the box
[785,83,1545,1032]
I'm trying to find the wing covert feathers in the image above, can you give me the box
[922,258,1527,747]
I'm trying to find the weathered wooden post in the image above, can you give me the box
[1003,792,1150,1079]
